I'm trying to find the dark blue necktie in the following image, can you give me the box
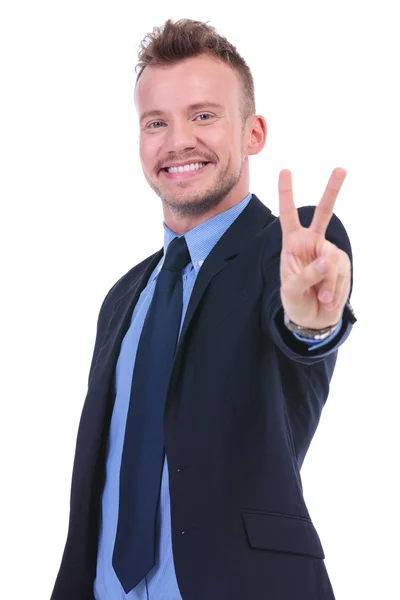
[112,235,191,594]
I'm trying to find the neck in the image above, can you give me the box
[163,195,248,235]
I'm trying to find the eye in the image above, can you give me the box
[148,121,165,129]
[195,113,212,121]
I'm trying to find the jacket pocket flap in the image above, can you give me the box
[241,510,325,559]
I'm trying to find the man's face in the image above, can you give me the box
[135,54,249,218]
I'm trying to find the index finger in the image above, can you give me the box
[278,169,301,237]
[310,168,347,235]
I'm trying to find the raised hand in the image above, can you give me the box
[278,168,351,329]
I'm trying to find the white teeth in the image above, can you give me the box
[167,162,207,173]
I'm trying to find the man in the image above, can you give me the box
[50,18,356,600]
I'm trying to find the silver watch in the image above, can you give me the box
[283,312,340,341]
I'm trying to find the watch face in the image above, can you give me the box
[313,330,333,341]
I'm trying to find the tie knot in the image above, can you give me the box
[162,236,191,272]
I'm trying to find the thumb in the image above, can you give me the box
[281,258,329,299]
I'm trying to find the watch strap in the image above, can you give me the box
[283,313,341,341]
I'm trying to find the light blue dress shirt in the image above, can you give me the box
[94,194,341,600]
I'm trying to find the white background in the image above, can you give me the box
[1,1,399,598]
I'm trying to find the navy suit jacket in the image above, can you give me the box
[50,194,356,600]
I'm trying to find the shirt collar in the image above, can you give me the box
[161,192,252,275]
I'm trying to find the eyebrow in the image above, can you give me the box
[139,102,225,124]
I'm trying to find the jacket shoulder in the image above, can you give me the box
[102,249,161,309]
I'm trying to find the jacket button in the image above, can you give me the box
[181,530,185,534]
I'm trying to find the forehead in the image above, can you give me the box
[135,54,242,115]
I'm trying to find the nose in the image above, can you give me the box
[165,120,197,154]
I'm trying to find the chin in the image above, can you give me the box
[162,189,229,218]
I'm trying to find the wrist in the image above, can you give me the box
[283,313,341,341]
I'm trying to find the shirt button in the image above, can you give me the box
[181,530,185,534]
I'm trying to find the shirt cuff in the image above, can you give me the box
[292,318,343,351]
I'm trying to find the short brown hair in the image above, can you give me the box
[135,19,256,121]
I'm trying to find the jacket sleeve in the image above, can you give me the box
[261,206,357,365]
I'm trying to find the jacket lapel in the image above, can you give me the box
[177,195,272,352]
[75,250,164,502]
[91,250,163,390]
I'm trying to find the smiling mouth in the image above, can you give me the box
[160,162,212,179]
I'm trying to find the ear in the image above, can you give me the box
[245,115,267,156]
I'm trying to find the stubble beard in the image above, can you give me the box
[147,156,245,218]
